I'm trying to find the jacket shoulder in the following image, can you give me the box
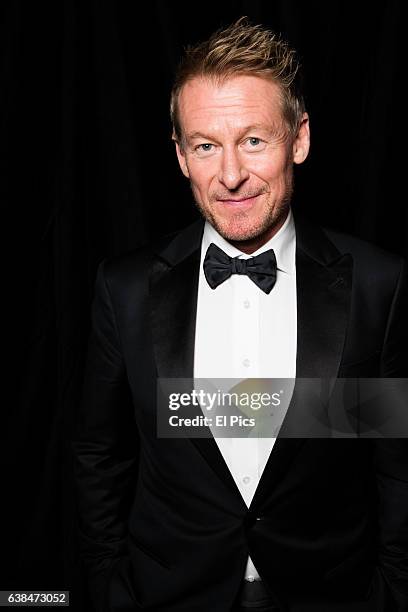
[322,226,405,284]
[100,228,181,290]
[323,226,401,263]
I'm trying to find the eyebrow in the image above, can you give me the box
[186,124,280,142]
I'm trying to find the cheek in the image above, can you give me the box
[254,158,291,188]
[248,154,289,182]
[189,164,215,194]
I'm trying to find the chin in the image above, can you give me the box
[213,218,268,242]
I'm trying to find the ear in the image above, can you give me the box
[293,112,310,164]
[172,131,190,178]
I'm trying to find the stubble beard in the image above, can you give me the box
[191,167,294,244]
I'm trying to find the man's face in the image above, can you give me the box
[174,74,310,246]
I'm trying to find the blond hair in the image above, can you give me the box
[170,16,306,148]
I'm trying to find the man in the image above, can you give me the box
[72,17,408,612]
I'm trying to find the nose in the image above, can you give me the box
[217,146,249,190]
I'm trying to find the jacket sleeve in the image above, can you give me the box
[374,257,408,611]
[71,259,140,612]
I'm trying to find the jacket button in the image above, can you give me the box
[244,514,264,528]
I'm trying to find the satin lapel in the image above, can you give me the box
[149,219,246,502]
[149,249,200,380]
[249,215,353,512]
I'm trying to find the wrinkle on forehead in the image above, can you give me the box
[179,74,288,145]
[186,120,289,147]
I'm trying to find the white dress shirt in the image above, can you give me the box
[193,207,297,580]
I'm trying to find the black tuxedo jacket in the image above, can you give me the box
[72,213,408,612]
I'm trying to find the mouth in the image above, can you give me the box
[216,194,261,209]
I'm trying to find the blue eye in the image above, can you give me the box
[244,137,267,152]
[197,144,213,151]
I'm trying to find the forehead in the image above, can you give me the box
[178,74,284,135]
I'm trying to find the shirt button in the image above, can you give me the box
[243,476,251,484]
[243,299,250,308]
[243,358,250,367]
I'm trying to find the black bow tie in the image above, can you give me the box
[203,242,277,294]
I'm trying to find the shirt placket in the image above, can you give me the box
[232,272,261,378]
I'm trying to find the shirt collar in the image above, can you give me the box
[201,207,296,275]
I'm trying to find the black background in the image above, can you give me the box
[2,1,406,610]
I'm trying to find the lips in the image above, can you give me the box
[217,194,260,206]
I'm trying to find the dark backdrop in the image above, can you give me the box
[2,1,406,610]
